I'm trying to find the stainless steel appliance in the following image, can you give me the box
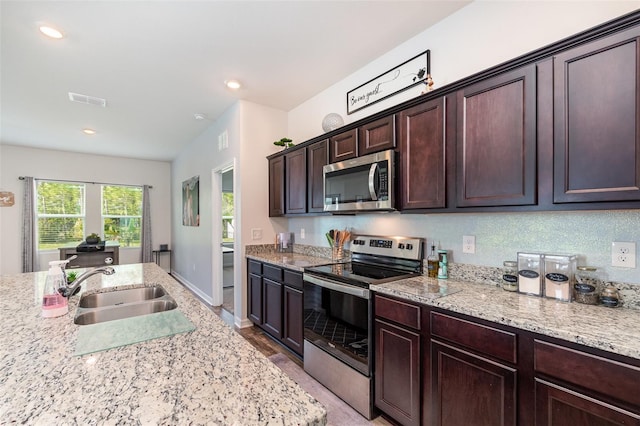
[323,149,395,212]
[302,235,424,419]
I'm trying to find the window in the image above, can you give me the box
[102,185,143,247]
[222,192,234,242]
[36,181,85,250]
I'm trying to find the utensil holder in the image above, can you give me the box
[332,245,344,262]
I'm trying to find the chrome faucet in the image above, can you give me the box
[60,266,115,297]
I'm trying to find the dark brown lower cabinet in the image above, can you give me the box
[375,319,421,426]
[431,339,517,426]
[247,260,304,356]
[262,278,283,338]
[535,379,640,426]
[283,285,303,354]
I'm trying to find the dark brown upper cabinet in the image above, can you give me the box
[553,25,640,203]
[398,97,446,209]
[284,148,307,214]
[307,139,328,213]
[329,128,358,163]
[268,156,285,217]
[456,65,537,207]
[359,115,396,156]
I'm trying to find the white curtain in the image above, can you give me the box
[21,177,37,272]
[141,185,153,263]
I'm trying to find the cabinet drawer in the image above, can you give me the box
[534,340,640,407]
[263,264,283,282]
[248,260,262,275]
[283,269,303,290]
[431,312,517,364]
[375,295,421,330]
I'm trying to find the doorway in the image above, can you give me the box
[221,168,234,314]
[212,162,236,315]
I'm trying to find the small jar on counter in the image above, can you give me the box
[600,284,622,308]
[543,254,576,302]
[502,261,518,292]
[574,266,601,305]
[517,252,543,296]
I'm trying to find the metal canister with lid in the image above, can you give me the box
[574,266,601,305]
[502,261,518,292]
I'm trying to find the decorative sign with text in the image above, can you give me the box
[347,50,430,115]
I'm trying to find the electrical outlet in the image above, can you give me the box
[251,228,262,240]
[463,235,476,254]
[300,228,305,239]
[612,241,636,268]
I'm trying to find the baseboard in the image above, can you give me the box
[170,270,214,306]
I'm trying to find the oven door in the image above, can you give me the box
[303,273,372,376]
[323,149,394,212]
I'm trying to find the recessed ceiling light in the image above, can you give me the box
[82,128,97,135]
[39,25,64,39]
[225,80,241,90]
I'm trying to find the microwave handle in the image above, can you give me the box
[368,163,378,201]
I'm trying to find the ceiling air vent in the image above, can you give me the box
[68,92,107,107]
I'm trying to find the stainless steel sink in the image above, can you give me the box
[74,285,178,325]
[74,299,178,325]
[78,285,167,308]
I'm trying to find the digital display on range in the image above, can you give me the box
[369,239,393,249]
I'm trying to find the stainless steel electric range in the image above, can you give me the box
[302,234,424,420]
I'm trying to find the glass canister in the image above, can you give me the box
[600,284,622,308]
[574,266,601,305]
[502,261,518,292]
[543,254,576,302]
[517,252,543,296]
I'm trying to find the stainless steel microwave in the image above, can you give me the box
[323,149,395,212]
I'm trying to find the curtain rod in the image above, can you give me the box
[18,176,152,189]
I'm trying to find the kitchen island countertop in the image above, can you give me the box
[0,263,326,425]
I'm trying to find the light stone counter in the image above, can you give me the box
[0,263,326,425]
[246,252,334,272]
[374,276,640,361]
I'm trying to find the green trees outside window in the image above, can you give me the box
[102,185,142,247]
[37,182,85,250]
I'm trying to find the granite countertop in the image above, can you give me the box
[0,263,326,425]
[374,275,640,361]
[246,252,334,271]
[247,249,640,361]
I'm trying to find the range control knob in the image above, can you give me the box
[406,243,413,250]
[398,243,405,249]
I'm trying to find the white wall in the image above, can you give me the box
[170,100,288,324]
[0,144,171,274]
[288,1,640,141]
[285,2,640,285]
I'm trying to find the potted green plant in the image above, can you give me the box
[86,233,101,244]
[66,270,77,285]
[273,137,295,149]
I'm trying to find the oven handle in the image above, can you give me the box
[368,163,378,201]
[303,273,371,299]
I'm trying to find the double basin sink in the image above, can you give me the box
[74,285,177,325]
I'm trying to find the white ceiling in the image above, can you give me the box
[1,1,470,161]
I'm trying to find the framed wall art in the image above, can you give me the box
[182,176,199,226]
[347,49,431,115]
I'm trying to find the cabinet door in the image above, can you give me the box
[554,26,640,203]
[431,340,517,426]
[457,65,537,207]
[535,379,640,426]
[359,115,395,156]
[398,97,446,209]
[375,319,421,426]
[283,286,303,355]
[268,156,285,216]
[285,148,307,214]
[329,128,357,163]
[262,278,283,338]
[248,273,263,325]
[307,139,328,213]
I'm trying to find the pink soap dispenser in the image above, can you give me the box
[42,260,68,318]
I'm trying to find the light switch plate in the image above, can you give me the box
[251,228,262,241]
[611,241,636,268]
